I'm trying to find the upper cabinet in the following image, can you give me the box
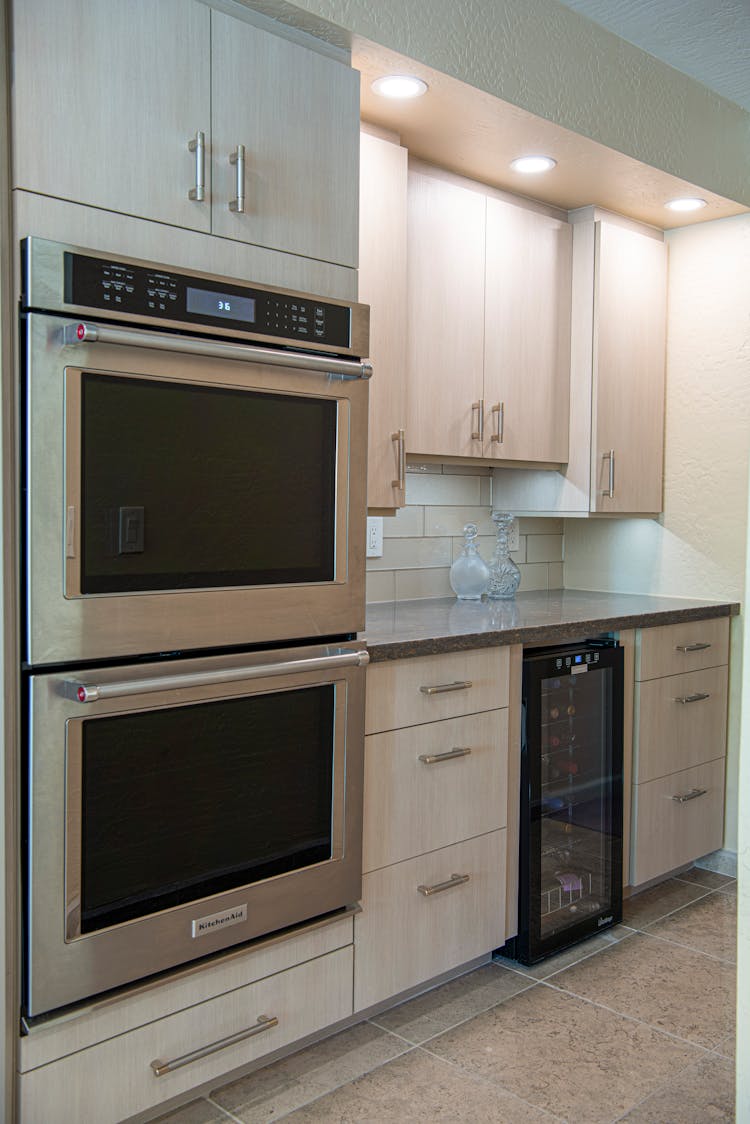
[11,0,359,268]
[405,166,572,465]
[358,131,408,511]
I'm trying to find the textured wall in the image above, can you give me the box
[247,0,750,205]
[564,212,750,849]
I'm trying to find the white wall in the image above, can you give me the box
[564,212,750,848]
[737,471,750,1116]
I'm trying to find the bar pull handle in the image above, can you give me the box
[229,144,246,213]
[490,402,504,444]
[418,746,472,765]
[150,1015,278,1077]
[418,873,471,897]
[602,449,615,497]
[419,680,473,696]
[672,787,708,804]
[676,642,712,653]
[471,400,484,442]
[673,692,711,704]
[188,130,205,202]
[391,429,406,491]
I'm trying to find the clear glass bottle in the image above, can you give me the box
[449,522,489,600]
[487,511,521,600]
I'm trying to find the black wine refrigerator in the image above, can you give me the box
[504,640,624,965]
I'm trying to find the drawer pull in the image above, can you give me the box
[419,746,472,765]
[676,642,711,653]
[417,872,471,897]
[671,787,708,804]
[150,1014,278,1077]
[674,692,711,704]
[419,680,473,696]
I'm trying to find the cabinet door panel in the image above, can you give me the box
[211,13,359,267]
[12,0,211,233]
[592,223,667,513]
[406,172,486,459]
[359,133,408,509]
[484,200,572,463]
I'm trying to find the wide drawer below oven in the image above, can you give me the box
[18,947,353,1124]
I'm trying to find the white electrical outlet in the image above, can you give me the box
[366,516,383,558]
[508,519,521,553]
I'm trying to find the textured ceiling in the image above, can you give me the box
[555,0,750,110]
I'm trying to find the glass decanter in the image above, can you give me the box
[487,511,521,600]
[449,522,489,600]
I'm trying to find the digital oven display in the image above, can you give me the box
[186,286,256,323]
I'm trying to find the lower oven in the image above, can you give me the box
[24,641,367,1018]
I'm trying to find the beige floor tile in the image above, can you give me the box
[424,984,699,1124]
[674,866,736,890]
[151,1099,233,1124]
[282,1048,556,1122]
[210,1022,410,1122]
[551,932,735,1048]
[717,882,738,898]
[497,925,634,981]
[646,891,737,963]
[619,1053,736,1122]
[370,963,534,1045]
[623,878,711,929]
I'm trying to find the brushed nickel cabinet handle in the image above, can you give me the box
[188,130,205,202]
[419,680,473,696]
[229,144,246,213]
[417,873,471,897]
[418,746,472,765]
[602,449,615,497]
[490,402,504,443]
[672,787,708,804]
[673,692,711,704]
[150,1015,278,1076]
[471,400,484,442]
[391,429,406,490]
[676,642,712,653]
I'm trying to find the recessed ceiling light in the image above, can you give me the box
[510,155,557,175]
[665,197,707,212]
[371,75,428,100]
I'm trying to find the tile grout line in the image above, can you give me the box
[608,1050,727,1124]
[636,926,737,967]
[203,1095,246,1124]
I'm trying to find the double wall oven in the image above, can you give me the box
[21,238,370,1018]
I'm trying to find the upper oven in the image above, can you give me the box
[21,238,370,666]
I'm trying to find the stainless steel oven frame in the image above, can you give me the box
[25,641,367,1017]
[23,310,368,665]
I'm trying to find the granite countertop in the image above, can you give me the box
[362,589,740,661]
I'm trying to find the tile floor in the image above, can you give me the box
[153,869,737,1123]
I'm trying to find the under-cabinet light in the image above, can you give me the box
[371,75,428,99]
[665,197,707,212]
[510,155,557,174]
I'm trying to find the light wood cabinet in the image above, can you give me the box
[630,619,729,886]
[12,0,359,267]
[359,131,408,510]
[405,166,572,464]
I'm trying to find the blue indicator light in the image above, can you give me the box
[575,654,583,664]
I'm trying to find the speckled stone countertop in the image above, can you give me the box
[361,590,740,661]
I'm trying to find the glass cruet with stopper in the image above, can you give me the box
[449,522,489,600]
[487,511,521,600]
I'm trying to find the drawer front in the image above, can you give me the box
[19,947,353,1124]
[366,647,509,734]
[354,831,506,1011]
[363,710,508,872]
[630,759,725,886]
[634,666,728,783]
[636,618,729,681]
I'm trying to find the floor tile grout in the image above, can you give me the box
[636,926,737,967]
[204,1095,246,1124]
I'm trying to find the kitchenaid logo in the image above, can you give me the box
[191,904,248,938]
[598,915,613,927]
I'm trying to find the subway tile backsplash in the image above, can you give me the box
[366,465,564,604]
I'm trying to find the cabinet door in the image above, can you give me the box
[12,0,211,233]
[359,133,408,510]
[406,171,486,459]
[211,13,359,267]
[591,222,667,513]
[484,200,572,463]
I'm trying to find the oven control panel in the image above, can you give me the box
[61,251,352,349]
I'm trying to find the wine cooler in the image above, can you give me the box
[505,640,624,965]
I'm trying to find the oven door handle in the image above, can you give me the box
[63,649,370,703]
[62,321,373,380]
